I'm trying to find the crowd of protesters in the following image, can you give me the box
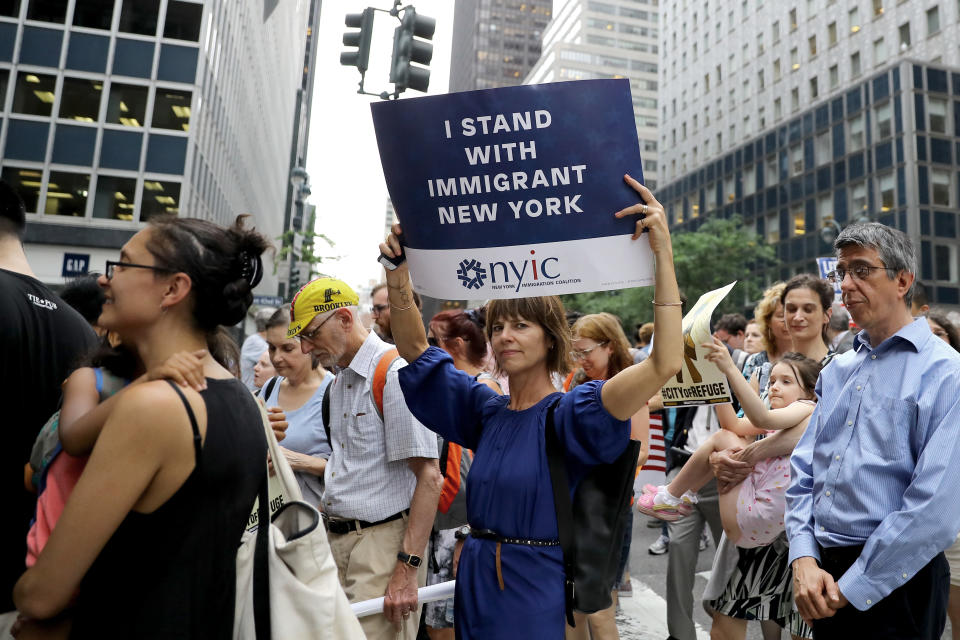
[2,174,960,640]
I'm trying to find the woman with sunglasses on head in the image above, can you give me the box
[378,176,682,639]
[564,312,650,640]
[14,216,270,639]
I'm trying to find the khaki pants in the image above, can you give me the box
[328,516,427,640]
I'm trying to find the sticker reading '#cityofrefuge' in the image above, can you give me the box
[370,79,654,299]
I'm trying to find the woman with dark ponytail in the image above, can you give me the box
[14,216,270,638]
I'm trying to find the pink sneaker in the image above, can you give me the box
[641,485,695,516]
[636,491,687,522]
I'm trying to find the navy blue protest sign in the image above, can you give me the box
[371,79,654,298]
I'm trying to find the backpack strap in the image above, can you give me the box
[371,348,400,419]
[260,376,280,404]
[544,397,576,628]
[437,441,463,514]
[322,380,332,446]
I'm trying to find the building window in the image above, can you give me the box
[0,167,42,212]
[829,64,840,88]
[790,8,798,30]
[794,208,806,235]
[73,0,115,29]
[791,144,804,175]
[27,0,67,23]
[93,175,137,220]
[107,83,148,127]
[0,1,20,17]
[767,213,780,243]
[817,193,833,227]
[164,1,203,41]
[774,58,782,80]
[816,131,832,164]
[119,0,160,36]
[44,171,90,217]
[12,71,57,117]
[934,245,958,282]
[873,0,884,17]
[775,97,783,119]
[0,69,8,110]
[828,21,838,45]
[758,69,766,89]
[873,37,887,64]
[876,101,892,138]
[791,47,800,70]
[927,5,940,36]
[849,6,860,33]
[791,87,800,111]
[809,35,817,57]
[772,20,780,43]
[849,114,865,151]
[58,77,102,122]
[744,164,757,195]
[767,156,779,185]
[898,22,911,49]
[810,76,819,99]
[850,51,862,77]
[758,33,765,54]
[851,182,868,215]
[140,180,181,221]
[878,173,895,210]
[932,168,951,205]
[929,97,947,133]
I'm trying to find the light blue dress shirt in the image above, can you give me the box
[786,317,960,611]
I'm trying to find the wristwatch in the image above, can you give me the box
[454,525,471,540]
[397,551,422,568]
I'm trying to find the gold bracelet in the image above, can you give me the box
[390,302,414,311]
[651,300,683,307]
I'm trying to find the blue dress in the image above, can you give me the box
[398,347,630,639]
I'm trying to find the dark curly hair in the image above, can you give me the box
[145,215,271,331]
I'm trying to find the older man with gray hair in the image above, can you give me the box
[786,223,960,638]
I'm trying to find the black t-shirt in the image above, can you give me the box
[0,268,97,609]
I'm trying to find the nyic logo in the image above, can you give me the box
[456,250,560,292]
[456,259,487,290]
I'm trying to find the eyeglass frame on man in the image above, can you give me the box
[571,341,608,360]
[299,310,338,344]
[826,264,898,283]
[105,260,175,280]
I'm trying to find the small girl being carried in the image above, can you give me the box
[637,340,823,548]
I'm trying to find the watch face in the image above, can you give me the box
[409,555,422,568]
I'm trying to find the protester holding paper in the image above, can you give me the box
[379,176,682,639]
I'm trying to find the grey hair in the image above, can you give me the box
[834,222,917,305]
[254,307,276,332]
[828,304,850,332]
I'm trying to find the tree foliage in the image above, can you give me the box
[561,215,775,336]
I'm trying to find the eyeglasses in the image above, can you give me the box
[571,342,607,360]
[299,312,336,345]
[826,265,898,283]
[371,303,388,316]
[105,260,174,280]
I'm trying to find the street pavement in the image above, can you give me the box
[615,510,954,640]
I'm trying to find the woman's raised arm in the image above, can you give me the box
[601,178,683,420]
[378,225,430,365]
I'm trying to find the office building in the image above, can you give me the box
[0,0,311,291]
[449,0,553,92]
[524,0,660,188]
[657,0,960,306]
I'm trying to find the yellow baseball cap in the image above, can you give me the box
[287,277,359,338]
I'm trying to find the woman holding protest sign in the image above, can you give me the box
[378,175,682,639]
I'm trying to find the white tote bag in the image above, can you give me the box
[234,398,364,639]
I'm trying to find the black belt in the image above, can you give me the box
[470,528,560,547]
[324,509,408,535]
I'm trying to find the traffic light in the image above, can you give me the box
[341,8,375,72]
[389,7,435,93]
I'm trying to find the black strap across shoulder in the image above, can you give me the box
[321,381,332,445]
[165,380,202,464]
[253,458,271,638]
[261,376,279,404]
[543,397,576,628]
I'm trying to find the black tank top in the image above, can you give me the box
[71,378,266,639]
